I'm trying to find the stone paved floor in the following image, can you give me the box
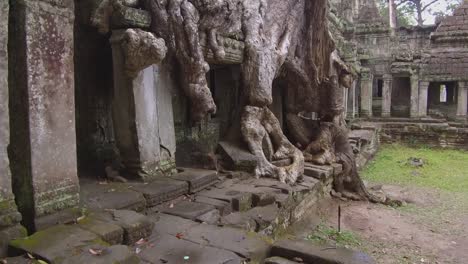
[4,165,374,264]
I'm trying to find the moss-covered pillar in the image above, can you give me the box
[410,73,420,118]
[360,68,373,117]
[110,30,173,181]
[418,81,430,117]
[8,0,79,230]
[457,81,467,118]
[381,74,393,117]
[0,0,26,256]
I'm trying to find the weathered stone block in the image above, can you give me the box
[78,217,124,245]
[160,201,215,220]
[168,168,218,193]
[130,179,188,207]
[9,0,79,228]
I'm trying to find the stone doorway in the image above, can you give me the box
[428,81,458,119]
[391,77,411,117]
[372,78,383,116]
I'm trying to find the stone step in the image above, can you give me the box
[168,168,219,193]
[61,245,139,264]
[271,239,375,264]
[130,179,188,207]
[193,196,233,216]
[159,201,216,221]
[197,188,253,212]
[138,233,242,264]
[92,210,154,245]
[78,217,124,245]
[221,204,279,233]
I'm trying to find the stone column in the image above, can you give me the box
[457,82,468,118]
[0,0,25,256]
[8,0,79,230]
[381,74,393,117]
[418,81,430,117]
[410,74,420,118]
[360,69,373,117]
[110,29,172,181]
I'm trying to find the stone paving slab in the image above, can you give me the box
[168,168,218,193]
[138,233,241,264]
[195,209,220,224]
[160,201,215,220]
[130,179,188,207]
[9,225,102,263]
[271,239,375,264]
[247,178,292,194]
[93,210,154,245]
[227,184,279,207]
[150,213,199,237]
[61,245,139,264]
[193,196,233,215]
[80,180,146,212]
[181,224,270,259]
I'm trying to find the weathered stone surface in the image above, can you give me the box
[160,201,215,220]
[139,233,242,264]
[111,5,151,30]
[130,179,188,207]
[193,196,232,216]
[195,209,221,224]
[94,210,154,245]
[168,168,218,193]
[78,217,124,245]
[197,188,252,212]
[271,239,375,264]
[182,224,269,259]
[264,256,300,264]
[9,0,79,226]
[221,204,279,232]
[34,208,82,231]
[9,225,101,263]
[217,141,258,173]
[62,245,140,264]
[0,225,27,258]
[80,180,146,212]
[0,0,22,233]
[151,213,199,236]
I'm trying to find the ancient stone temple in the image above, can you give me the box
[0,0,463,262]
[331,0,468,148]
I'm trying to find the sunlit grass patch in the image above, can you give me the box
[306,224,361,248]
[361,144,468,193]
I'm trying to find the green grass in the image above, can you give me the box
[306,224,361,248]
[361,144,468,193]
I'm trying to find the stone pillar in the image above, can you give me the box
[360,69,373,117]
[381,74,393,117]
[418,81,430,117]
[0,0,25,256]
[110,30,173,181]
[9,0,79,230]
[457,82,468,118]
[410,74,420,118]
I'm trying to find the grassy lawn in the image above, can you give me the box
[361,144,468,193]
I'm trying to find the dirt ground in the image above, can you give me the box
[290,184,468,264]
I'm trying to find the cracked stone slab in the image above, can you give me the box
[138,233,241,264]
[271,239,375,264]
[160,201,215,220]
[247,178,292,194]
[181,224,270,259]
[130,179,188,207]
[168,168,218,193]
[93,210,154,245]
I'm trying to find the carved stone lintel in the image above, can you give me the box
[110,29,167,77]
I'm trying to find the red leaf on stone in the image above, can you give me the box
[176,233,184,239]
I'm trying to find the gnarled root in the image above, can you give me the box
[241,106,304,184]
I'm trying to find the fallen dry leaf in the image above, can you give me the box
[169,203,174,208]
[135,248,142,254]
[136,238,147,245]
[176,233,184,239]
[89,248,103,256]
[27,253,35,259]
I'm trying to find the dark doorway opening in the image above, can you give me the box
[391,77,411,117]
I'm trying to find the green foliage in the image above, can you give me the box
[306,224,361,248]
[361,144,468,192]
